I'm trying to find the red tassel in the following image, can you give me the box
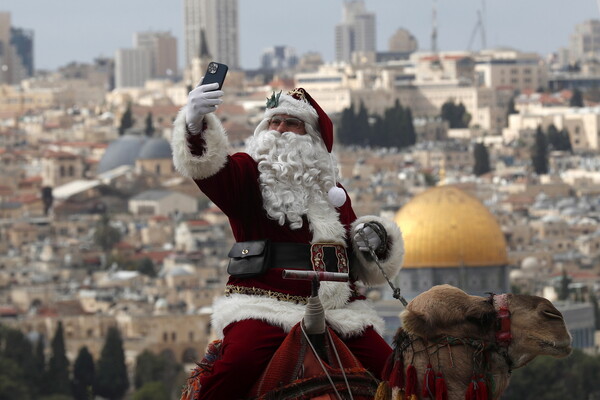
[405,365,418,397]
[435,372,448,400]
[477,375,488,400]
[381,353,394,382]
[465,375,477,400]
[389,356,405,389]
[421,363,436,398]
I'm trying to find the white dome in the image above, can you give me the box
[521,256,540,271]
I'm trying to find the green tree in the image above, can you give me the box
[502,349,600,400]
[132,381,169,400]
[530,125,549,175]
[558,269,572,301]
[441,100,470,129]
[505,96,518,125]
[134,350,182,397]
[118,103,135,136]
[144,112,155,137]
[136,258,156,278]
[570,88,584,107]
[72,346,95,400]
[0,326,37,399]
[337,105,358,145]
[473,142,491,176]
[0,357,31,399]
[93,213,122,268]
[46,322,71,396]
[402,108,416,147]
[355,102,370,146]
[94,326,129,400]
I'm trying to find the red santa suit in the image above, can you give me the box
[171,89,404,399]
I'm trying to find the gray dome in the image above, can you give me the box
[98,135,147,173]
[138,137,172,160]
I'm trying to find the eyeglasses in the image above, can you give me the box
[268,116,304,129]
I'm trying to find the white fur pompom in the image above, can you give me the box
[328,186,346,207]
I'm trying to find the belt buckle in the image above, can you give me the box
[310,243,348,273]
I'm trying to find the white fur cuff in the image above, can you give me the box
[211,294,385,338]
[171,108,229,180]
[351,216,404,286]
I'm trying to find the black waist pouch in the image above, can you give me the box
[227,240,271,278]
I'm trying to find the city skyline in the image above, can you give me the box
[1,0,599,71]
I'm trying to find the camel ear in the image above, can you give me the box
[400,308,431,337]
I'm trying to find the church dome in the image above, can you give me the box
[394,185,508,268]
[138,137,172,160]
[97,135,147,173]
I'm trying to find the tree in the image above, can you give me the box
[502,349,600,400]
[505,96,518,125]
[132,382,169,400]
[473,142,491,176]
[441,100,470,128]
[134,350,182,397]
[45,322,71,396]
[144,112,155,137]
[93,213,122,268]
[337,105,358,145]
[118,103,134,136]
[72,346,95,400]
[557,269,572,301]
[355,102,370,146]
[530,126,549,175]
[570,88,584,107]
[94,326,129,400]
[0,325,38,399]
[136,258,156,278]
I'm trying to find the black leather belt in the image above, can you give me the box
[270,242,349,273]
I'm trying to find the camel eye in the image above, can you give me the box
[542,309,562,320]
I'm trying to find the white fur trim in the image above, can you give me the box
[211,293,384,338]
[171,108,229,180]
[351,216,404,286]
[264,93,319,132]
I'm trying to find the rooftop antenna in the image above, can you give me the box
[431,0,438,54]
[467,0,487,51]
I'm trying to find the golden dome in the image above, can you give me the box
[395,185,508,268]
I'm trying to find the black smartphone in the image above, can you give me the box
[201,62,228,89]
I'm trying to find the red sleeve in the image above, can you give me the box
[193,153,261,219]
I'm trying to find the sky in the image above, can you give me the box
[1,0,599,71]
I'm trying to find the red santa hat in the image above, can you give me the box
[264,88,334,153]
[264,88,345,207]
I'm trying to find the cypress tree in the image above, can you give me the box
[72,346,95,400]
[46,321,71,396]
[531,125,549,175]
[94,326,129,400]
[144,112,155,137]
[473,142,491,176]
[356,102,370,146]
[570,88,584,107]
[118,103,135,136]
[338,106,356,145]
[505,96,518,125]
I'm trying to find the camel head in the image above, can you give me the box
[506,291,572,367]
[401,285,572,369]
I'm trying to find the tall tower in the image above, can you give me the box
[0,12,33,84]
[134,31,178,79]
[334,0,376,63]
[184,0,239,69]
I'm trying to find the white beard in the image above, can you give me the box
[245,126,337,230]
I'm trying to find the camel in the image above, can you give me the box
[378,284,573,400]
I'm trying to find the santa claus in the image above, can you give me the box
[171,83,404,399]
